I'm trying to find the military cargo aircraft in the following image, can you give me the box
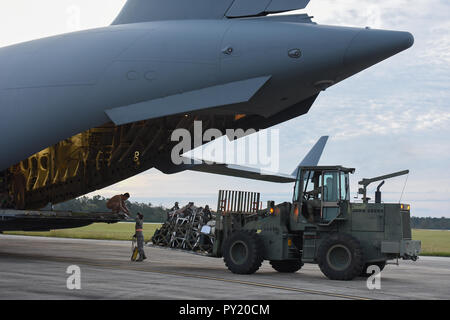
[0,0,413,231]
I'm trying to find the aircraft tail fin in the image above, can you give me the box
[291,136,329,177]
[113,0,311,25]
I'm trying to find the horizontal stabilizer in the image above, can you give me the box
[184,158,296,183]
[180,136,328,183]
[113,0,311,25]
[105,76,271,126]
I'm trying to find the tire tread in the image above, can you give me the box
[317,233,364,280]
[223,230,264,274]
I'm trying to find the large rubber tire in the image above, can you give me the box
[223,231,264,274]
[270,260,303,273]
[360,261,386,277]
[317,233,364,281]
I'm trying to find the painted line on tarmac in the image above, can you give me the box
[65,259,372,300]
[120,267,374,300]
[0,251,373,300]
[52,257,374,300]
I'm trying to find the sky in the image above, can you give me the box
[0,0,449,217]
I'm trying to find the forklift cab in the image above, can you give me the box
[293,166,354,224]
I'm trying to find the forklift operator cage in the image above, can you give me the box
[293,166,355,222]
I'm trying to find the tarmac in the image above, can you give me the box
[0,234,448,300]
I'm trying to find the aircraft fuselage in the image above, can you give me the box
[0,18,413,171]
[0,15,413,210]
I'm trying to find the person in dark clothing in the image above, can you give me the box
[171,202,179,211]
[167,201,180,220]
[202,205,212,223]
[183,202,194,218]
[134,212,147,262]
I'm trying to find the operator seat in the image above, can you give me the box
[302,188,321,223]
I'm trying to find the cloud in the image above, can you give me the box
[305,0,450,66]
[0,0,126,47]
[418,21,450,65]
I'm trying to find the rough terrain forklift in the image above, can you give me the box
[213,166,420,280]
[151,136,421,280]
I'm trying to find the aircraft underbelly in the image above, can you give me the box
[0,86,108,171]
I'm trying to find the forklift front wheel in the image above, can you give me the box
[317,233,364,281]
[223,231,264,274]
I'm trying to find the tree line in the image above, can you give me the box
[411,217,450,230]
[53,195,168,223]
[52,196,450,229]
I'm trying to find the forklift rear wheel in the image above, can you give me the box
[270,260,303,273]
[223,231,264,274]
[360,261,386,277]
[317,233,364,280]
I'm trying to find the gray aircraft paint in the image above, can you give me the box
[0,1,413,172]
[106,76,272,126]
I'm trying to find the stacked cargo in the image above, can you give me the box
[151,203,216,254]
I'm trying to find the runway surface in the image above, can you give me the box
[0,234,448,300]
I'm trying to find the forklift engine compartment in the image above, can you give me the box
[152,165,421,281]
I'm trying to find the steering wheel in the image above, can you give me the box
[303,191,313,201]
